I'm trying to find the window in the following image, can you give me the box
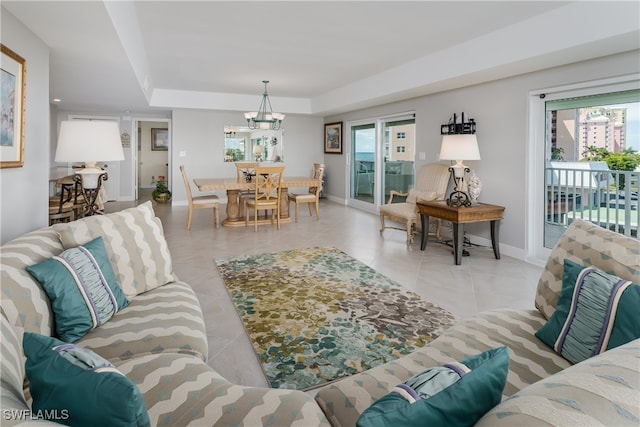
[396,132,406,139]
[396,146,405,153]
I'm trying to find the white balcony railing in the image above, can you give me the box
[545,162,639,239]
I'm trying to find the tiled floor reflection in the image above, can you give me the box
[106,194,543,388]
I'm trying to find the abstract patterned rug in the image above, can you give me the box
[216,246,455,391]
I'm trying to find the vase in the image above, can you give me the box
[467,170,482,205]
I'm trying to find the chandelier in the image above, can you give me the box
[244,80,285,130]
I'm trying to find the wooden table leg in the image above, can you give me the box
[279,187,291,220]
[222,189,243,225]
[420,213,430,250]
[453,223,464,265]
[490,220,501,259]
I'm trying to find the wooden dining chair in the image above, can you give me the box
[245,165,285,231]
[179,165,220,230]
[288,163,325,222]
[48,181,76,225]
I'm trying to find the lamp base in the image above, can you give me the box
[446,190,472,207]
[74,171,108,216]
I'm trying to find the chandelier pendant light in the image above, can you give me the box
[244,80,285,130]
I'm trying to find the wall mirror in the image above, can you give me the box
[224,126,283,162]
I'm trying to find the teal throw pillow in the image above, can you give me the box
[356,346,509,427]
[26,236,129,342]
[536,258,640,364]
[23,332,150,427]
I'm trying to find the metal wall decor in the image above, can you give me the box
[441,112,476,135]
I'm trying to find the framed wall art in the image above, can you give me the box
[1,44,26,168]
[324,122,342,154]
[151,128,168,151]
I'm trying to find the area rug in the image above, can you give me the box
[216,246,455,390]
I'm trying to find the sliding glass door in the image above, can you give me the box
[348,114,415,211]
[543,90,639,248]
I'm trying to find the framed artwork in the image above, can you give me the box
[151,128,168,151]
[1,44,26,168]
[324,122,342,154]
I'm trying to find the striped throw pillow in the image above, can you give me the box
[26,237,129,342]
[536,258,640,364]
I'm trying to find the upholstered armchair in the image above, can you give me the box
[379,163,450,245]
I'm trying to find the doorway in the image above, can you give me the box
[136,120,170,201]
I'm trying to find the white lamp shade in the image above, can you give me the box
[439,134,481,161]
[55,120,125,164]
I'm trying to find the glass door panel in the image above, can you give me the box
[543,90,639,248]
[382,119,415,203]
[351,123,376,204]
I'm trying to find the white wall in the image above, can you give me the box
[0,8,50,244]
[170,109,324,204]
[324,50,640,252]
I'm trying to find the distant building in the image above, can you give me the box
[578,107,626,156]
[550,106,627,161]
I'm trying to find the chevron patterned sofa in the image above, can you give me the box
[1,202,329,426]
[2,204,639,427]
[315,218,640,426]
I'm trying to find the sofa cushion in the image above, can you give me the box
[0,228,64,336]
[114,352,330,427]
[53,201,175,299]
[536,259,640,364]
[26,237,129,343]
[23,332,150,427]
[356,347,509,427]
[535,219,640,320]
[76,281,208,362]
[475,338,640,427]
[0,315,29,413]
[316,309,570,427]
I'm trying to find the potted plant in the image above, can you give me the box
[152,180,171,203]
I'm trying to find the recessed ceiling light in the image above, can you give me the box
[53,98,61,102]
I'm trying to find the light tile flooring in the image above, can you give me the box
[105,193,543,388]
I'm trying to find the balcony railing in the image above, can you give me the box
[546,163,639,239]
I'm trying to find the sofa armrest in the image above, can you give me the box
[386,190,409,204]
[475,339,640,427]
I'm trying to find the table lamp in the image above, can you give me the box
[253,144,264,162]
[439,134,481,207]
[55,120,124,214]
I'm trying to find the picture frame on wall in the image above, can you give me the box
[1,44,26,168]
[151,128,168,151]
[324,122,342,154]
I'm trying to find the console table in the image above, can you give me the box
[417,200,505,265]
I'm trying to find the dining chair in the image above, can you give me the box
[179,164,220,230]
[48,180,76,225]
[245,165,285,231]
[379,163,450,245]
[288,163,325,222]
[235,162,258,213]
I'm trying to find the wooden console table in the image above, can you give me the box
[417,200,505,265]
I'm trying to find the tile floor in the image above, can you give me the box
[105,194,543,388]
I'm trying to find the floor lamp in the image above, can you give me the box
[54,120,124,215]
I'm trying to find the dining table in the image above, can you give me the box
[194,176,322,226]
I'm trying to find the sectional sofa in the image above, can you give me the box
[1,202,329,426]
[1,202,638,426]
